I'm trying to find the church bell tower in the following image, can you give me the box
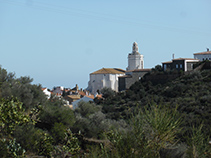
[127,42,144,71]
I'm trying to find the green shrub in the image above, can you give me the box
[186,124,211,158]
[14,124,53,157]
[0,98,30,135]
[0,138,26,158]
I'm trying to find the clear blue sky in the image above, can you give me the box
[0,0,211,89]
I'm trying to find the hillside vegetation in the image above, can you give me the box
[0,66,211,157]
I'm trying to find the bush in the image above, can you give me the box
[0,98,30,135]
[0,138,26,158]
[38,105,75,131]
[14,124,54,157]
[103,105,182,158]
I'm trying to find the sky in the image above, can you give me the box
[0,0,211,89]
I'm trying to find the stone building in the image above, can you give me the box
[118,69,151,91]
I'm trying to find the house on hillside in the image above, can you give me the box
[87,68,125,94]
[194,48,211,61]
[72,96,94,110]
[41,88,51,99]
[162,58,199,71]
[52,86,64,97]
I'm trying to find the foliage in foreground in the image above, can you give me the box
[0,66,211,157]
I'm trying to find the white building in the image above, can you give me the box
[87,68,125,94]
[194,48,211,61]
[72,96,94,110]
[42,88,51,99]
[127,42,144,71]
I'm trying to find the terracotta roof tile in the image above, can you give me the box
[91,68,125,74]
[67,95,81,99]
[78,91,86,96]
[172,58,198,61]
[194,51,211,55]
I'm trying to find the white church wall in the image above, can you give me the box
[88,73,125,94]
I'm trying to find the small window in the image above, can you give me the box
[176,64,178,68]
[191,64,193,69]
[164,64,167,70]
[180,64,183,68]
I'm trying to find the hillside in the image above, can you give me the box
[1,66,211,157]
[99,68,211,135]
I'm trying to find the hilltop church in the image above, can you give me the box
[87,42,150,94]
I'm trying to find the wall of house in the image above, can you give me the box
[171,60,185,71]
[43,89,51,99]
[163,63,172,71]
[194,54,211,61]
[186,62,194,71]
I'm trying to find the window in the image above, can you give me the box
[164,64,167,71]
[180,64,183,68]
[176,64,178,68]
[191,64,193,69]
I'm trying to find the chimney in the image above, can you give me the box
[172,53,175,59]
[207,48,209,52]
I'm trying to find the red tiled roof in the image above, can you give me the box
[194,51,211,55]
[172,58,198,61]
[91,68,125,74]
[163,58,199,64]
[41,88,47,91]
[78,90,86,96]
[67,95,81,99]
[96,94,103,99]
